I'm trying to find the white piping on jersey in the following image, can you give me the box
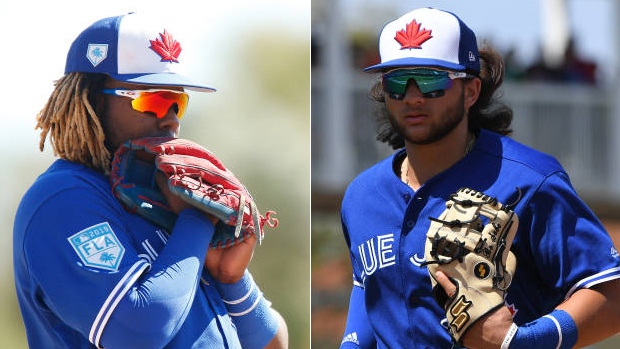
[565,266,620,300]
[353,280,364,288]
[89,259,150,347]
[141,240,158,261]
[155,229,169,244]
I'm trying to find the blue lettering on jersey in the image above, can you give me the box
[68,222,125,271]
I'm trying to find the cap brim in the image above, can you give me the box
[109,72,216,92]
[364,58,466,73]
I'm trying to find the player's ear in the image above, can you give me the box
[463,77,481,109]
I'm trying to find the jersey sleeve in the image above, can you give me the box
[341,216,366,290]
[21,184,214,348]
[521,172,620,301]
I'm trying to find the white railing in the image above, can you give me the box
[504,82,613,199]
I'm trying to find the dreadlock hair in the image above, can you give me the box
[371,42,514,150]
[36,72,111,174]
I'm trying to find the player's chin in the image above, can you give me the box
[401,130,435,145]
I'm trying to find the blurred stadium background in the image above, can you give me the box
[312,0,620,348]
[0,1,310,348]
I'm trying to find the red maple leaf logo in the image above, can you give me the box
[394,19,432,49]
[505,302,518,317]
[149,29,182,62]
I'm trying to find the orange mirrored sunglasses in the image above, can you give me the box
[101,88,189,118]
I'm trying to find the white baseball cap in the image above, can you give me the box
[364,7,480,75]
[64,12,215,92]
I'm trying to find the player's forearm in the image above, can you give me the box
[497,279,620,349]
[557,279,620,348]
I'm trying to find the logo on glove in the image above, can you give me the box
[449,295,472,333]
[473,262,491,279]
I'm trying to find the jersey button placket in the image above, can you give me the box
[403,193,412,202]
[403,195,424,235]
[408,293,421,307]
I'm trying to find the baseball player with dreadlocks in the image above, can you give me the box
[13,12,287,348]
[339,7,620,349]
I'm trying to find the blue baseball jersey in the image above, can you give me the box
[339,129,620,349]
[13,159,242,348]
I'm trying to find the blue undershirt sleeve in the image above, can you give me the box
[100,208,213,348]
[340,285,376,349]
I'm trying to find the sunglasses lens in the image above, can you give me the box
[383,70,453,97]
[131,91,189,118]
[412,75,453,94]
[383,76,409,96]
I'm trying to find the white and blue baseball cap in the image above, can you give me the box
[364,8,480,75]
[64,12,215,92]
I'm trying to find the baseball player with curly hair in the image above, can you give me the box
[339,7,620,349]
[13,12,287,348]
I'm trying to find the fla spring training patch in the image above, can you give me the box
[68,222,125,271]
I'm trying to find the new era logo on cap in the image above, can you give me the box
[365,7,480,74]
[65,12,214,92]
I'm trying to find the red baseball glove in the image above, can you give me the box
[110,137,278,248]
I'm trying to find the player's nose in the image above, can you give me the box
[402,82,425,104]
[158,107,181,134]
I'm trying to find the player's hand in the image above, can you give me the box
[434,270,457,297]
[155,171,192,214]
[155,172,218,224]
[205,234,257,283]
[435,271,514,349]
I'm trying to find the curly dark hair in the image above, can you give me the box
[371,43,513,149]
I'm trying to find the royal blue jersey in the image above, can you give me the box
[339,129,620,349]
[13,159,242,348]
